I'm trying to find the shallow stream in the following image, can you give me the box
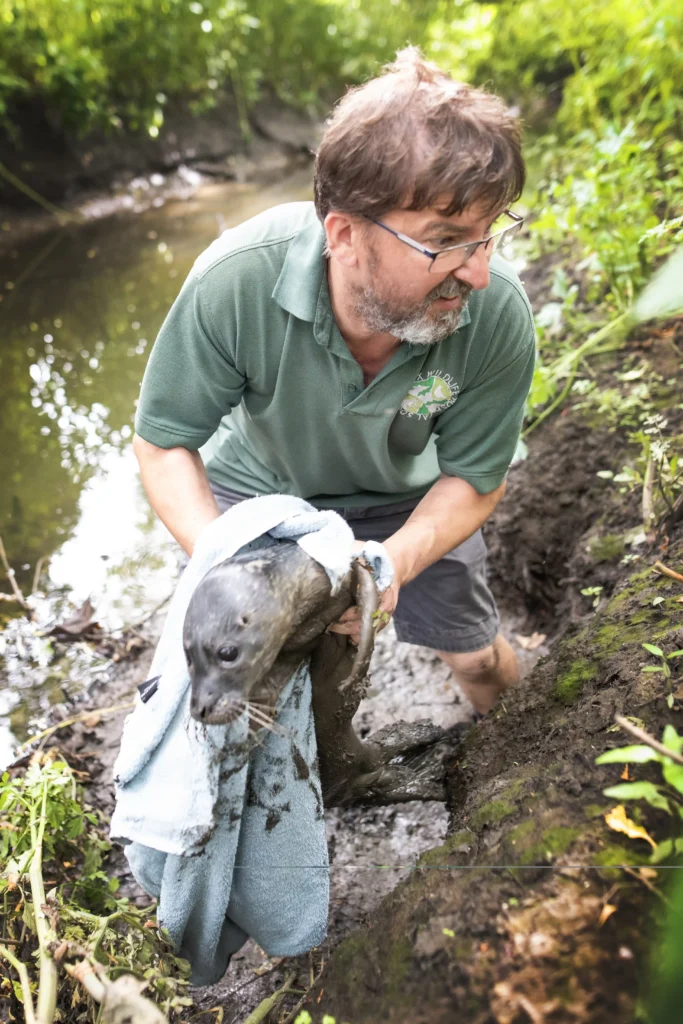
[0,168,312,760]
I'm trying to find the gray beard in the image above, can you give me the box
[351,275,471,346]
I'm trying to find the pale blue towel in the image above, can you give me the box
[110,495,392,986]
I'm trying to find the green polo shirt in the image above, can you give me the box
[135,201,535,507]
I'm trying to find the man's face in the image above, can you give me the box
[350,200,498,346]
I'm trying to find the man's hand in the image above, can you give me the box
[327,542,399,646]
[326,475,506,646]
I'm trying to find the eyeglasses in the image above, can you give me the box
[368,210,525,273]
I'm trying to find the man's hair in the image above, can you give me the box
[314,47,524,223]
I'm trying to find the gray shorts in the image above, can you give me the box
[209,482,500,654]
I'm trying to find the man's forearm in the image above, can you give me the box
[382,474,505,587]
[132,434,220,556]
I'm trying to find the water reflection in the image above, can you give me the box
[0,167,312,755]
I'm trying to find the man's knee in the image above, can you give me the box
[437,634,520,686]
[438,644,499,682]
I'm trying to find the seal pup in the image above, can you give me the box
[184,539,451,805]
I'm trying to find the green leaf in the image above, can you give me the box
[662,761,683,794]
[634,248,683,322]
[667,651,683,659]
[643,643,664,657]
[667,693,675,709]
[641,666,665,673]
[662,725,683,756]
[596,745,662,764]
[651,839,674,864]
[603,781,671,813]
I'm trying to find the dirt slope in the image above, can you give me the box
[308,340,683,1023]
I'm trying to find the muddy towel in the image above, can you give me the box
[110,495,392,986]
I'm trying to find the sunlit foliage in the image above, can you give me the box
[0,0,436,135]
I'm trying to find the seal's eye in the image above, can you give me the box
[217,645,239,664]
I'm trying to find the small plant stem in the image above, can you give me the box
[88,911,125,958]
[614,714,683,765]
[241,971,297,1024]
[279,959,326,1024]
[30,779,58,1024]
[0,162,77,223]
[0,533,31,611]
[622,866,671,907]
[523,364,577,437]
[18,701,136,752]
[642,456,655,532]
[32,556,49,596]
[652,560,683,583]
[523,311,630,436]
[65,960,107,1004]
[0,943,37,1023]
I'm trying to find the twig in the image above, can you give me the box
[131,594,172,630]
[66,961,169,1024]
[642,457,655,533]
[0,533,30,612]
[241,971,297,1024]
[0,161,79,223]
[622,866,671,907]
[614,714,683,766]
[30,777,58,1024]
[32,556,49,596]
[652,560,683,583]
[0,943,37,1024]
[18,701,135,753]
[279,959,326,1024]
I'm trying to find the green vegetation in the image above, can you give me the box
[0,0,435,136]
[0,753,193,1022]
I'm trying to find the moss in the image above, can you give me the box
[500,777,529,801]
[554,658,596,704]
[593,843,648,879]
[385,936,412,998]
[588,533,626,562]
[469,799,517,830]
[507,819,536,846]
[418,830,473,866]
[584,803,608,819]
[332,931,371,969]
[541,826,581,855]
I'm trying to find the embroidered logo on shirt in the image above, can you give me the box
[400,370,460,419]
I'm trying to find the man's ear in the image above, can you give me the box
[324,210,364,268]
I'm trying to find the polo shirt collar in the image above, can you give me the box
[272,216,325,322]
[272,214,473,336]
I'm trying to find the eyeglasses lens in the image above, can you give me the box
[430,219,523,272]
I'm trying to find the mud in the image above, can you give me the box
[302,334,683,1023]
[7,232,681,1020]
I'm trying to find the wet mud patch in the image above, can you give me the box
[310,529,683,1022]
[306,337,683,1023]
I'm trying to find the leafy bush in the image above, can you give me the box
[0,0,435,136]
[430,0,683,311]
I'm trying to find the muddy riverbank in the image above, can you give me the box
[30,308,683,1024]
[2,166,681,1020]
[0,94,319,245]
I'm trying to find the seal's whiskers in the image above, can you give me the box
[237,699,288,738]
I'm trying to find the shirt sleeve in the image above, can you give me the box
[433,294,536,494]
[134,267,245,450]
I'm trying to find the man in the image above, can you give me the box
[132,48,535,718]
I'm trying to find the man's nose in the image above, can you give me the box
[453,244,491,291]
